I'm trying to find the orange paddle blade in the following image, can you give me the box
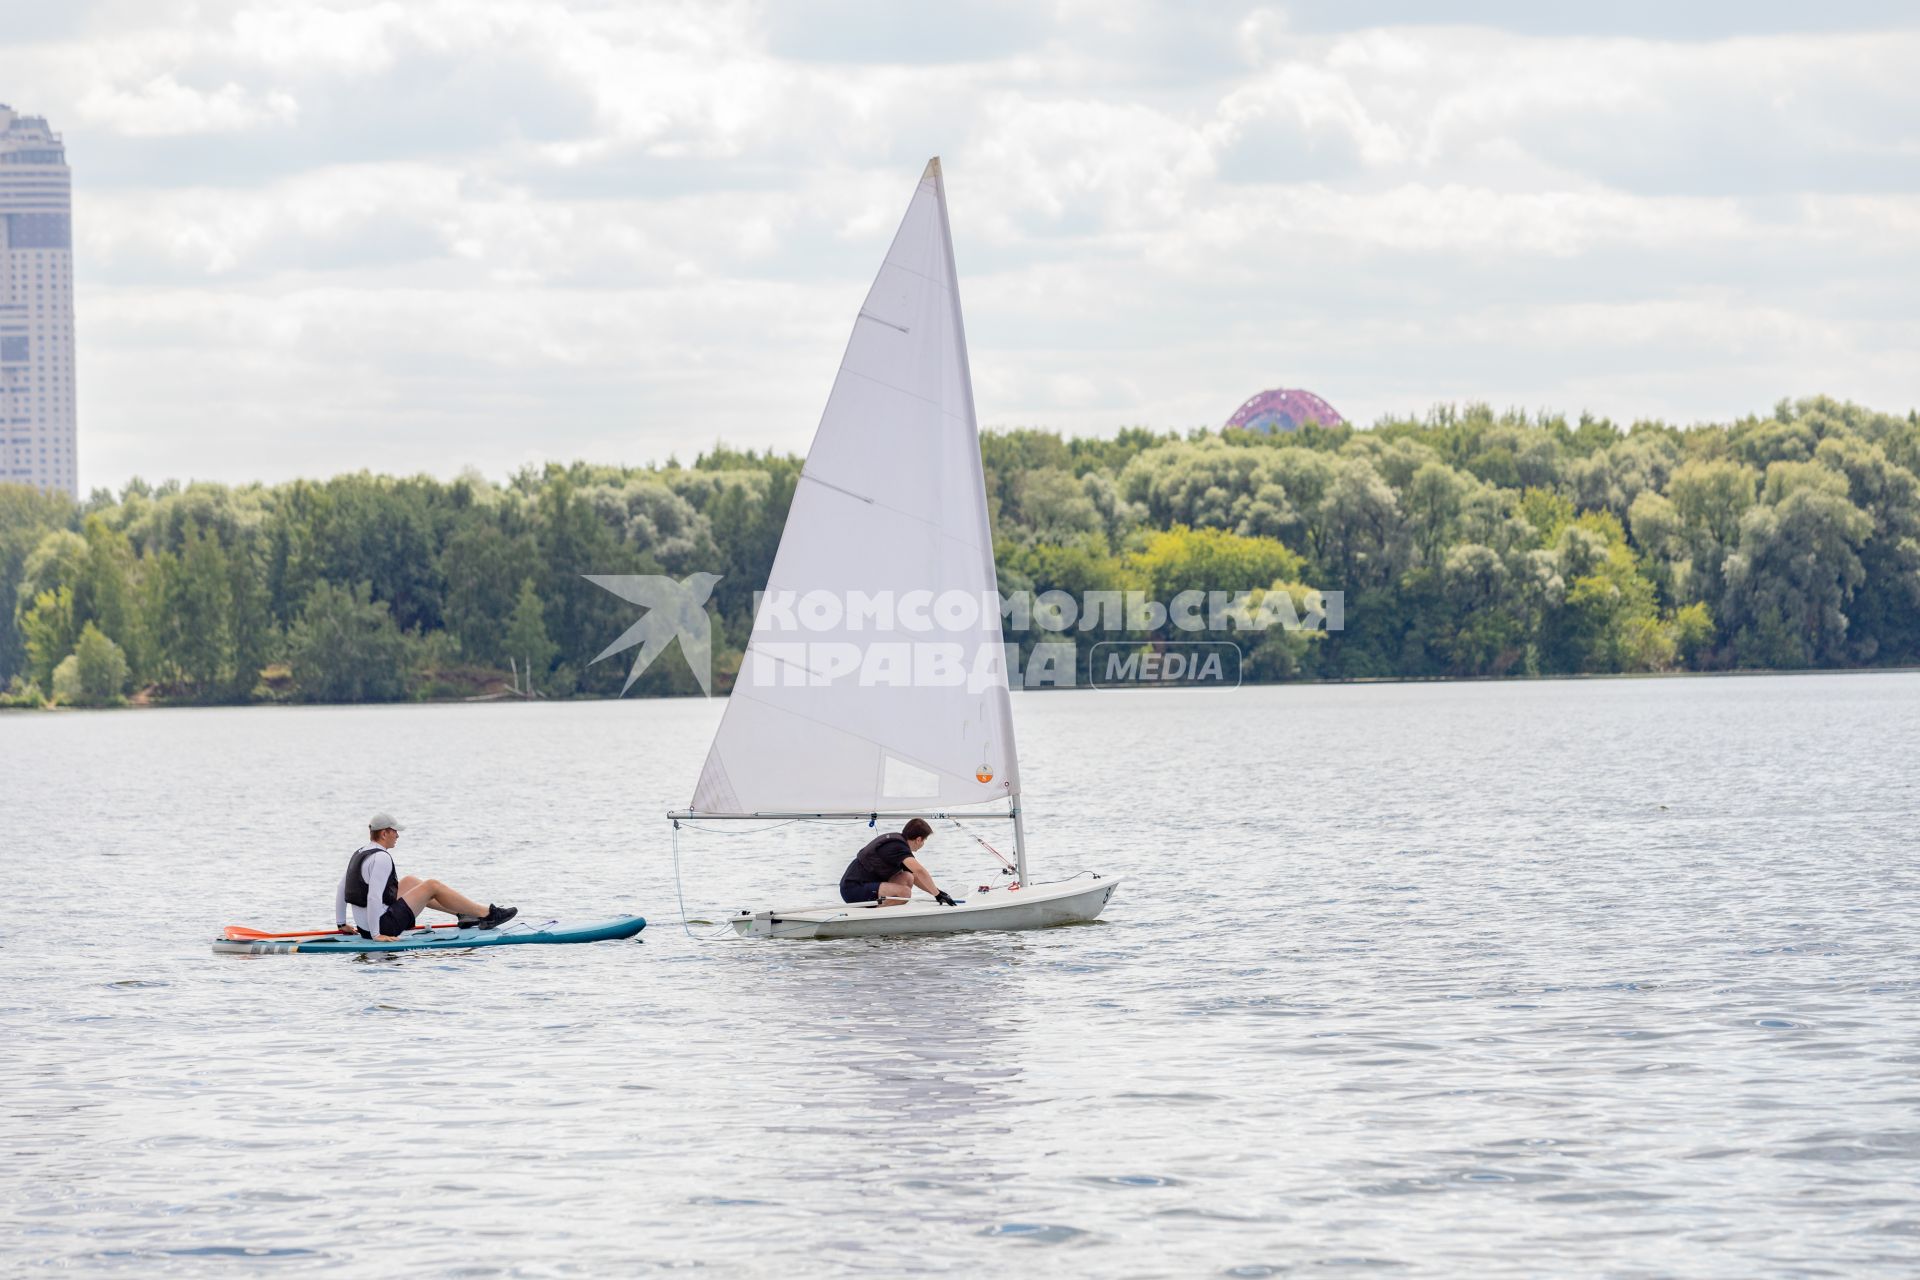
[221,922,461,941]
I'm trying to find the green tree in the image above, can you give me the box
[77,517,145,680]
[1812,435,1920,663]
[1402,462,1472,568]
[15,527,87,611]
[1005,468,1105,545]
[50,653,82,705]
[1721,470,1871,667]
[1312,458,1408,604]
[150,528,234,695]
[441,522,538,664]
[704,466,796,643]
[981,428,1073,516]
[1129,526,1305,606]
[503,578,558,691]
[534,475,660,695]
[21,585,78,688]
[73,622,130,704]
[1666,459,1758,607]
[319,475,445,632]
[0,483,76,682]
[1434,543,1528,675]
[1538,514,1669,673]
[286,581,410,702]
[224,536,273,699]
[1671,601,1715,667]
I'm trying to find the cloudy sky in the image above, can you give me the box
[4,0,1917,491]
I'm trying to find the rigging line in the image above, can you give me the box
[670,823,741,942]
[946,816,1015,872]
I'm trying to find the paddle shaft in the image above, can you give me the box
[222,921,461,941]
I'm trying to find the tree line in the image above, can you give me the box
[3,395,1916,707]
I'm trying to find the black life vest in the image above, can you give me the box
[344,843,399,910]
[845,833,912,883]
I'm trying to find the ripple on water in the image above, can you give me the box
[978,1223,1089,1244]
[9,678,1920,1277]
[89,1246,322,1262]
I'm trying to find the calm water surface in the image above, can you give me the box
[5,674,1920,1276]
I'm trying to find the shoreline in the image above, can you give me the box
[7,661,1917,713]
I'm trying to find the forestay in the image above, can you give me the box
[689,159,1019,816]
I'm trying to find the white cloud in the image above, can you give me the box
[76,74,299,136]
[0,1,1912,489]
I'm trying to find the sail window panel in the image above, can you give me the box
[881,754,942,801]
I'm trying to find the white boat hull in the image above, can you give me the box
[730,875,1119,940]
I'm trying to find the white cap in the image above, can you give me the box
[368,812,405,833]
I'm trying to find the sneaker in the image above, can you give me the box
[475,904,518,931]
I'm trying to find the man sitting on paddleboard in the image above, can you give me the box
[839,817,958,908]
[334,812,517,940]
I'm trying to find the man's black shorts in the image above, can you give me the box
[839,879,883,904]
[377,899,418,935]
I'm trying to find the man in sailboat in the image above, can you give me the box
[839,818,959,908]
[336,812,518,940]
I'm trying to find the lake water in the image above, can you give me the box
[5,673,1920,1277]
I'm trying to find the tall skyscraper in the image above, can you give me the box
[0,105,76,497]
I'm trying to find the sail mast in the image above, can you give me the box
[926,155,1029,882]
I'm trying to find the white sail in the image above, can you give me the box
[688,158,1019,816]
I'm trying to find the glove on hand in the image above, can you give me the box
[934,890,958,907]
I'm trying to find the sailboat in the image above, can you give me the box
[669,158,1119,940]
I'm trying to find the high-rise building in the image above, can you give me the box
[0,105,76,497]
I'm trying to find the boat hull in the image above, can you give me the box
[730,876,1118,940]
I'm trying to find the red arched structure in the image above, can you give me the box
[1225,388,1344,433]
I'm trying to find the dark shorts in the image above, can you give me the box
[377,899,418,936]
[840,879,884,904]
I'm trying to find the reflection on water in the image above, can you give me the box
[772,940,1025,1130]
[4,673,1920,1276]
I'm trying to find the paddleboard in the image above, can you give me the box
[212,915,646,955]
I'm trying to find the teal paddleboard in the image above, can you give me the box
[212,916,646,955]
